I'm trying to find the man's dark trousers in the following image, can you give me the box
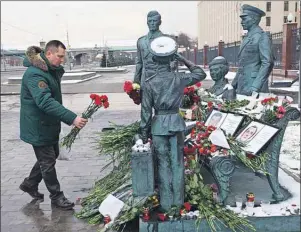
[23,143,63,200]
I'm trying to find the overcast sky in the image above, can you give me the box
[1,1,198,49]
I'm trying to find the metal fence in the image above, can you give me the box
[182,27,299,71]
[197,49,203,65]
[270,31,283,69]
[291,27,300,70]
[207,46,218,63]
[223,41,241,67]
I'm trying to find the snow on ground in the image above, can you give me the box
[280,122,300,178]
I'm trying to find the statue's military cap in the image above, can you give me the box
[209,56,228,67]
[240,4,266,18]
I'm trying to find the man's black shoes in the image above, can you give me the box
[51,197,75,210]
[19,183,44,200]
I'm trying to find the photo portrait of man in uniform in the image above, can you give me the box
[207,112,223,128]
[237,125,258,143]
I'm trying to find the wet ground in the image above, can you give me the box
[1,93,140,232]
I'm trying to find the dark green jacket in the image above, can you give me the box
[20,46,77,146]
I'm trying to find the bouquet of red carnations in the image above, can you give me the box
[182,82,202,108]
[123,80,141,105]
[61,93,109,150]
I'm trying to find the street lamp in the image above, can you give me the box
[287,13,293,23]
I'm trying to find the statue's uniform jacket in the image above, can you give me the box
[140,66,206,137]
[232,26,274,94]
[133,30,163,88]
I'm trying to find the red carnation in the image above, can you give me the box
[277,105,286,114]
[103,101,110,108]
[100,95,108,102]
[90,94,96,100]
[210,145,217,153]
[183,202,191,211]
[195,82,202,88]
[94,95,102,106]
[123,81,133,93]
[247,153,255,159]
[184,88,189,94]
[192,95,200,103]
[208,101,213,108]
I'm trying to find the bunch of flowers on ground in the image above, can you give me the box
[123,80,141,105]
[61,94,109,150]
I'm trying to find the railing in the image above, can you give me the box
[223,41,241,67]
[270,31,283,69]
[290,28,300,70]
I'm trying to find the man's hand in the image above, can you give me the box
[174,53,186,62]
[73,116,88,129]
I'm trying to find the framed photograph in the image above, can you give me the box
[205,109,245,136]
[235,121,280,155]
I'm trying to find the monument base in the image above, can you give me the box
[139,215,300,232]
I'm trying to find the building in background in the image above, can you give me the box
[197,1,300,47]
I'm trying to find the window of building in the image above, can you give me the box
[295,17,297,22]
[284,1,289,11]
[295,2,298,12]
[266,16,271,26]
[284,16,288,23]
[266,2,271,12]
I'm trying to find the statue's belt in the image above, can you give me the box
[154,109,179,115]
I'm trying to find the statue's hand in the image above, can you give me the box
[174,53,185,62]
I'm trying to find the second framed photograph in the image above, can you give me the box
[235,121,280,155]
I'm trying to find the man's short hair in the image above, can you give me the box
[45,40,66,53]
[147,10,161,20]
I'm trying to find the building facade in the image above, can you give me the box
[197,1,300,47]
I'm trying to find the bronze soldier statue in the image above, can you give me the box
[140,36,206,210]
[133,10,164,88]
[232,4,274,95]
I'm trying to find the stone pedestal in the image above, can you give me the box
[131,151,155,197]
[140,215,301,232]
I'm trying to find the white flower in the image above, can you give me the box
[132,83,140,90]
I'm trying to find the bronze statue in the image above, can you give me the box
[133,11,164,88]
[140,36,206,211]
[231,4,274,96]
[208,56,236,100]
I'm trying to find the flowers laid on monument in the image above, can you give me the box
[74,90,297,232]
[182,82,202,108]
[123,80,141,105]
[261,96,292,122]
[61,94,109,150]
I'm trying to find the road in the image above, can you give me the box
[1,65,214,94]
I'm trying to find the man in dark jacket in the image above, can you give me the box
[19,40,87,210]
